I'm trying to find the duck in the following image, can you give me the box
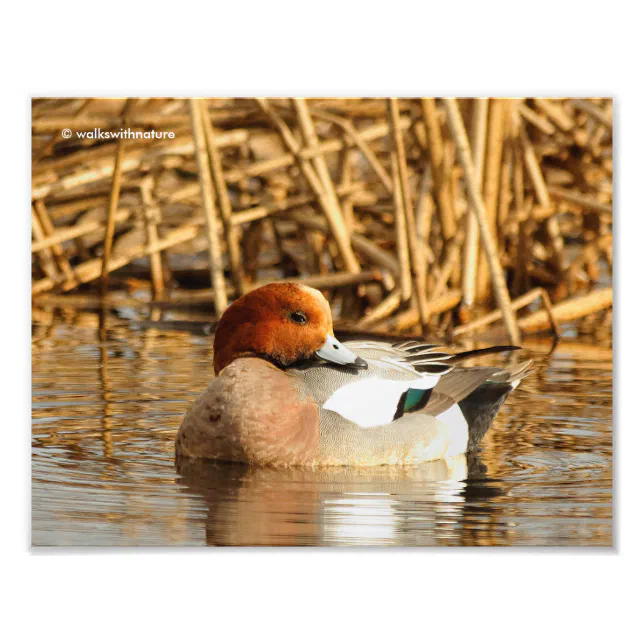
[176,282,532,467]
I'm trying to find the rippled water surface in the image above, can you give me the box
[32,311,612,546]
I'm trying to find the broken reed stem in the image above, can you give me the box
[256,97,360,274]
[431,231,464,300]
[338,146,354,190]
[570,99,612,129]
[443,98,521,345]
[231,182,365,227]
[32,130,248,202]
[515,112,566,273]
[31,208,131,253]
[167,270,384,305]
[421,98,456,242]
[33,118,408,206]
[310,107,394,193]
[139,177,164,298]
[356,289,402,328]
[533,98,574,132]
[33,200,76,287]
[351,236,401,277]
[276,205,401,277]
[100,136,127,294]
[223,117,411,185]
[388,98,430,330]
[280,270,381,290]
[453,287,560,337]
[519,287,612,333]
[415,163,434,265]
[276,207,401,277]
[477,98,505,301]
[517,102,556,135]
[33,217,202,296]
[293,98,351,241]
[371,289,462,333]
[589,123,609,157]
[539,286,561,336]
[497,140,512,231]
[461,98,488,308]
[511,103,526,219]
[99,99,134,295]
[200,99,246,297]
[338,152,357,245]
[32,113,200,132]
[189,98,228,317]
[390,151,412,301]
[509,102,529,294]
[517,117,551,206]
[291,97,364,318]
[548,186,612,214]
[32,206,60,283]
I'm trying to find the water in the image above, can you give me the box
[32,310,612,546]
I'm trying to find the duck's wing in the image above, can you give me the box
[415,366,505,416]
[348,339,520,371]
[297,340,528,433]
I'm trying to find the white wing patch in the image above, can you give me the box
[435,405,469,457]
[322,374,441,428]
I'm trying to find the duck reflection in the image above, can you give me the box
[176,455,488,546]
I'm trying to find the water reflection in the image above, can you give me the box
[176,455,470,546]
[31,308,612,547]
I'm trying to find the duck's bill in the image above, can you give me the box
[316,334,368,369]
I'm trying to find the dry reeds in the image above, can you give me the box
[31,97,613,341]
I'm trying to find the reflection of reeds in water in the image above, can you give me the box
[32,98,611,342]
[32,312,208,546]
[478,338,612,546]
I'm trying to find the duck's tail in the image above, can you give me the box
[458,360,533,451]
[406,358,533,451]
[391,341,533,453]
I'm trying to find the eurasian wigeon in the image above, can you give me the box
[176,282,532,467]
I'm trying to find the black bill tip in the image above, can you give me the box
[352,356,369,369]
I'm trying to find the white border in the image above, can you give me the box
[3,1,641,641]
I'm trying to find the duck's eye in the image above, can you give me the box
[289,311,308,325]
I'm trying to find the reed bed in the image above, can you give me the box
[31,98,613,341]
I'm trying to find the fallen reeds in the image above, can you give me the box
[31,97,613,342]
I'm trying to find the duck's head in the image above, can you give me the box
[213,283,368,375]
